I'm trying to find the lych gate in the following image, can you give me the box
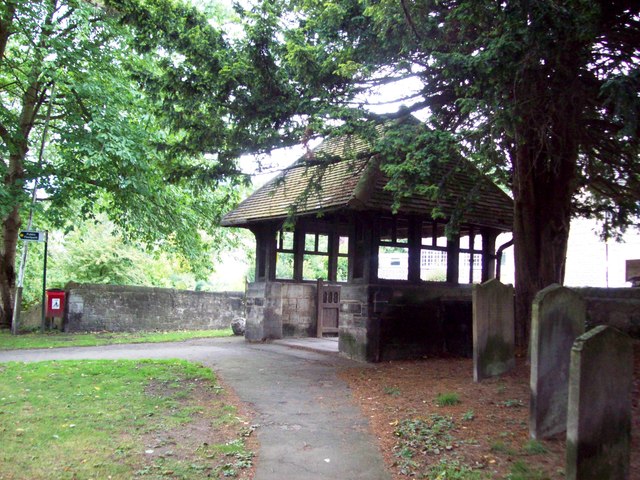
[222,121,513,362]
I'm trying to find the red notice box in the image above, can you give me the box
[46,289,66,318]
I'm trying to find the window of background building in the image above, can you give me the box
[378,217,409,280]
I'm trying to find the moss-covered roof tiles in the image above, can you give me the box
[221,130,513,231]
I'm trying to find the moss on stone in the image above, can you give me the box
[339,331,367,361]
[478,334,514,377]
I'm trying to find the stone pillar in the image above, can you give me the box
[245,281,283,341]
[530,284,585,439]
[566,326,633,480]
[472,279,515,382]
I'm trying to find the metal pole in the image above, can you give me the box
[40,231,48,333]
[12,83,56,335]
[12,194,37,335]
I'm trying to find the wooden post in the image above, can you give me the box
[316,278,323,337]
[293,226,304,282]
[408,216,421,283]
[446,235,460,283]
[266,226,278,281]
[481,229,499,282]
[328,232,338,282]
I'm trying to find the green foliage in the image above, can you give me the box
[234,0,640,341]
[0,359,253,479]
[15,215,255,309]
[436,392,461,407]
[383,386,401,396]
[461,410,475,422]
[393,415,456,475]
[522,440,547,456]
[0,0,261,324]
[276,252,295,279]
[506,460,550,480]
[0,328,233,350]
[490,440,516,455]
[427,460,487,480]
[499,399,524,408]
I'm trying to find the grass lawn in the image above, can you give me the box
[0,328,233,350]
[0,359,254,479]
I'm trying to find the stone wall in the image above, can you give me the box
[65,284,243,332]
[339,284,374,361]
[281,283,317,337]
[18,304,43,331]
[576,287,640,337]
[245,282,282,340]
[244,281,317,341]
[339,282,474,362]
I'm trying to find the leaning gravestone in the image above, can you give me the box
[530,284,585,439]
[472,279,515,382]
[566,326,633,480]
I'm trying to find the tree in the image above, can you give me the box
[239,0,640,344]
[0,0,252,327]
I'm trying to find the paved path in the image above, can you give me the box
[0,337,390,480]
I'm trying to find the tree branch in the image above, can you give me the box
[400,0,422,42]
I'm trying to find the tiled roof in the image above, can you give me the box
[221,130,513,231]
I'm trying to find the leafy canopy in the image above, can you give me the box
[0,0,262,276]
[234,0,639,232]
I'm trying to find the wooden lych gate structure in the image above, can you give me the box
[222,116,514,362]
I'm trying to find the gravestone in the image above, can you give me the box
[530,284,585,439]
[472,279,515,382]
[626,259,640,287]
[566,326,633,480]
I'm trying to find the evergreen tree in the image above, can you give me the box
[239,0,640,343]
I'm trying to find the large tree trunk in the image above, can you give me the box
[0,206,20,328]
[509,27,586,346]
[0,83,42,327]
[511,85,583,346]
[0,0,16,61]
[0,1,54,328]
[512,149,574,347]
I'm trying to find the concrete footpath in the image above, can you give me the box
[0,337,390,480]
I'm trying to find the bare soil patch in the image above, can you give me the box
[339,342,639,479]
[137,375,257,479]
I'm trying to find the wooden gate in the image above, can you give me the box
[316,279,340,337]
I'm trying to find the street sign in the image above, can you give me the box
[19,230,46,242]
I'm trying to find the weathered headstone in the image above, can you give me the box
[566,326,633,480]
[472,279,515,382]
[626,259,640,287]
[530,284,585,439]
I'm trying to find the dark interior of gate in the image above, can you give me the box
[221,120,514,362]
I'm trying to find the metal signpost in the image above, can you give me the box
[13,230,48,333]
[18,231,46,242]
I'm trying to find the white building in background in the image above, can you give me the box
[376,217,639,288]
[497,218,640,288]
[564,218,640,288]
